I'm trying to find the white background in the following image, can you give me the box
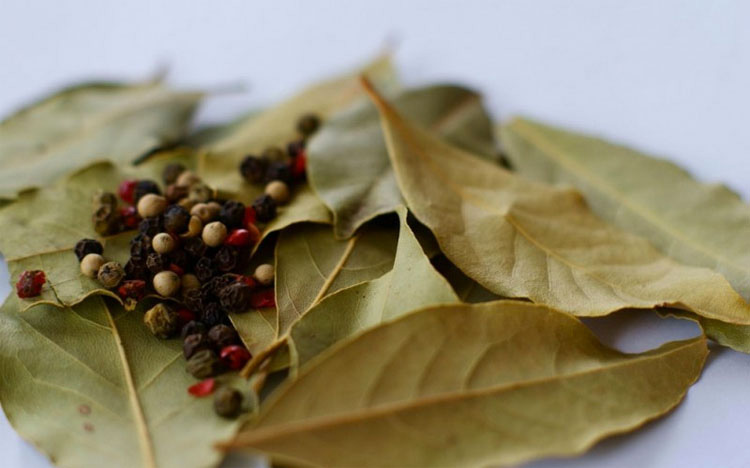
[1,1,749,467]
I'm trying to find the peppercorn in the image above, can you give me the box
[297,113,321,137]
[264,180,290,204]
[186,349,221,379]
[117,279,146,302]
[119,205,140,229]
[16,270,46,298]
[153,271,181,297]
[225,229,252,247]
[191,203,215,223]
[130,233,152,257]
[143,303,179,338]
[251,289,276,308]
[207,324,239,349]
[194,257,216,283]
[146,252,169,273]
[262,146,286,161]
[183,237,208,260]
[138,216,163,237]
[214,245,239,272]
[137,194,167,218]
[180,215,203,239]
[165,184,189,203]
[170,249,192,270]
[290,152,306,180]
[118,179,137,204]
[92,204,122,236]
[163,205,190,234]
[253,264,274,286]
[181,320,207,339]
[183,333,210,359]
[183,288,206,314]
[202,221,228,247]
[177,197,197,211]
[213,387,243,418]
[204,274,239,299]
[92,190,118,211]
[287,139,305,158]
[188,378,216,397]
[252,194,277,223]
[125,257,148,280]
[74,239,103,262]
[162,163,186,185]
[81,253,106,278]
[176,170,201,188]
[218,201,245,229]
[188,183,213,203]
[264,161,292,184]
[220,345,252,370]
[201,302,225,327]
[180,274,201,296]
[97,261,125,288]
[151,232,176,254]
[239,155,268,184]
[133,179,161,203]
[218,282,253,314]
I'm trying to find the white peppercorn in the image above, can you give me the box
[254,263,274,286]
[152,233,176,254]
[153,271,181,297]
[202,221,228,247]
[264,180,290,204]
[137,194,167,218]
[80,253,106,278]
[176,170,201,188]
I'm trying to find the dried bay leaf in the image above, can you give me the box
[307,84,498,239]
[500,118,750,301]
[288,206,458,368]
[226,301,707,467]
[0,82,201,200]
[431,255,503,303]
[361,79,750,324]
[0,294,243,468]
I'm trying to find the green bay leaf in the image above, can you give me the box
[0,82,201,200]
[307,84,498,239]
[362,79,750,324]
[227,301,707,467]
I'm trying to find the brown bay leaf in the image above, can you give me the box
[307,84,499,238]
[225,301,707,467]
[0,294,245,468]
[361,78,750,324]
[0,82,201,200]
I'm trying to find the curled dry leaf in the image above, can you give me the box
[361,78,750,325]
[0,295,244,468]
[225,301,707,468]
[307,84,499,239]
[0,81,201,200]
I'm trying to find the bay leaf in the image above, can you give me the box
[500,117,750,301]
[288,206,458,368]
[0,81,201,200]
[225,301,707,467]
[361,78,750,324]
[307,84,498,239]
[0,151,196,310]
[431,255,503,303]
[0,294,244,468]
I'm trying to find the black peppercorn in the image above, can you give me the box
[146,252,169,274]
[252,194,277,223]
[297,113,320,137]
[183,237,208,260]
[183,333,210,359]
[129,233,152,257]
[183,288,206,315]
[286,139,305,158]
[214,245,239,272]
[169,249,192,270]
[124,258,149,281]
[218,282,253,314]
[264,161,292,184]
[219,200,245,229]
[207,324,239,349]
[163,205,190,233]
[186,349,221,379]
[74,239,103,262]
[181,320,207,339]
[201,302,225,327]
[202,274,238,299]
[133,179,161,203]
[138,216,164,237]
[239,155,268,184]
[213,387,243,418]
[194,257,216,283]
[162,163,186,185]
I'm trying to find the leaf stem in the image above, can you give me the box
[240,338,287,379]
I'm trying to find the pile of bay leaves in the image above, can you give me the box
[1,56,749,468]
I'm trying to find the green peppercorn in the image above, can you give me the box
[143,303,180,338]
[213,387,243,418]
[297,113,320,137]
[186,349,221,379]
[97,261,125,288]
[92,190,118,211]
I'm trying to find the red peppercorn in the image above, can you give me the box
[225,229,252,247]
[238,275,256,289]
[220,345,252,370]
[120,205,140,229]
[16,270,46,298]
[168,263,185,276]
[243,206,256,228]
[118,179,138,204]
[177,308,196,325]
[291,150,307,179]
[246,223,261,244]
[250,289,275,308]
[188,378,216,397]
[117,280,146,301]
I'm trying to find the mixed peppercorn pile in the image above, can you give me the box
[16,114,320,418]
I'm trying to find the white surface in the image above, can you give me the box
[1,1,749,467]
